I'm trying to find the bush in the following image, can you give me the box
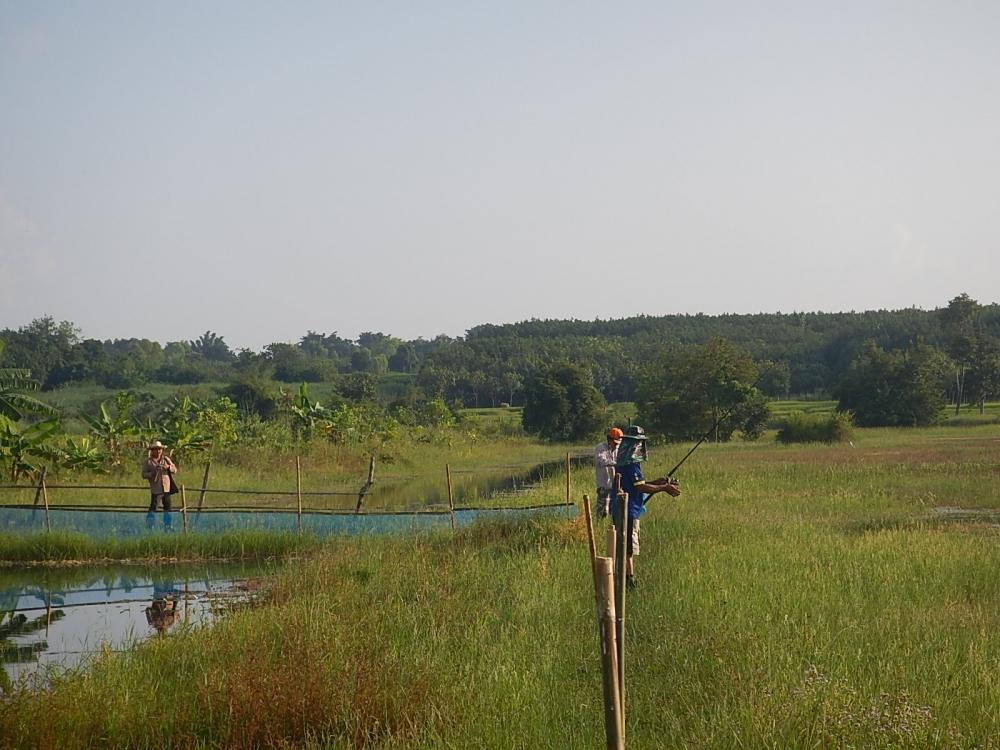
[776,411,854,444]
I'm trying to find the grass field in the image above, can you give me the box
[2,422,1000,747]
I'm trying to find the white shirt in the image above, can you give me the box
[594,441,618,491]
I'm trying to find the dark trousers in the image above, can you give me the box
[149,492,172,512]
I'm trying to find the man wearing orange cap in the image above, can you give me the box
[594,427,623,518]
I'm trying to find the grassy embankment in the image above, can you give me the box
[2,422,1000,747]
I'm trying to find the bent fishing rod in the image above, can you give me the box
[657,365,776,483]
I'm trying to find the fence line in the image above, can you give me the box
[0,452,586,527]
[0,484,360,497]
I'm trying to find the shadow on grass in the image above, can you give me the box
[842,508,1000,537]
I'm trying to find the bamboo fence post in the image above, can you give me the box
[42,468,51,533]
[197,460,212,512]
[33,466,47,506]
[180,485,188,532]
[446,463,456,531]
[296,456,303,534]
[616,494,628,722]
[596,555,625,750]
[583,494,601,612]
[355,456,375,513]
[566,452,571,505]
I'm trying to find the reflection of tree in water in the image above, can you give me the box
[1,609,66,692]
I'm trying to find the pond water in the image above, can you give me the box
[0,561,274,689]
[0,503,576,539]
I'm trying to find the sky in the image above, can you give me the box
[2,2,999,351]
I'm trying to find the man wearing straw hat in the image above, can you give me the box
[142,440,178,515]
[612,425,681,589]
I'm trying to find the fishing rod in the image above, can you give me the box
[657,364,776,482]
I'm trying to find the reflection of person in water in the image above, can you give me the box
[146,580,181,634]
[145,594,179,634]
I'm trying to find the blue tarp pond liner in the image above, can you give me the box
[0,503,576,538]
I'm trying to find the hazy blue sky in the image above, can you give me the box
[2,2,998,350]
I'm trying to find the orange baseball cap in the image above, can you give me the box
[607,427,624,440]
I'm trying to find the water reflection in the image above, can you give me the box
[0,562,273,689]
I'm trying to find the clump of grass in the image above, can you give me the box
[0,529,319,563]
[776,410,855,443]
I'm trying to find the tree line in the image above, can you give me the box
[2,294,999,424]
[1,295,999,481]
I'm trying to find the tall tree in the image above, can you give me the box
[938,293,980,414]
[636,338,767,442]
[521,362,606,441]
[190,331,234,362]
[835,342,952,427]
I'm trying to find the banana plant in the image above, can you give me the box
[60,436,111,474]
[0,369,57,423]
[286,383,334,442]
[81,401,136,466]
[0,418,62,482]
[155,396,212,460]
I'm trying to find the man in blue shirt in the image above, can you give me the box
[611,425,682,588]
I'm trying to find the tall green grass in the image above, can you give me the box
[3,424,1000,747]
[776,410,855,443]
[0,529,319,563]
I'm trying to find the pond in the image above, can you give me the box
[0,561,274,690]
[0,503,576,539]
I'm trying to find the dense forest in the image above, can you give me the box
[2,296,999,408]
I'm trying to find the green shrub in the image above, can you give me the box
[776,410,854,443]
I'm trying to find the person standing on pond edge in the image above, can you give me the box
[611,425,682,588]
[595,427,623,518]
[142,440,177,513]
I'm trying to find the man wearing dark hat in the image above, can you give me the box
[612,425,681,588]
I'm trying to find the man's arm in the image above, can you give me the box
[635,478,681,497]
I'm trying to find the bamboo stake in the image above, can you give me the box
[583,494,602,616]
[596,556,625,750]
[566,452,571,505]
[616,494,628,722]
[355,455,375,513]
[42,468,50,533]
[33,466,47,506]
[583,495,597,574]
[296,456,303,534]
[180,485,188,533]
[197,460,212,511]
[446,463,456,531]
